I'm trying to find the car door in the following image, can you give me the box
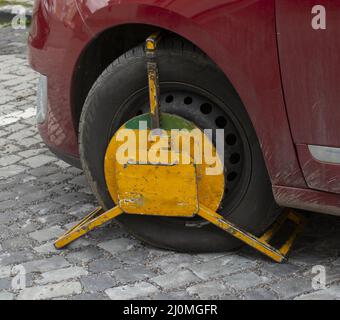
[276,0,340,193]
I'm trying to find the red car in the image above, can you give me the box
[28,0,340,252]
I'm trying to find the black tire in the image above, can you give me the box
[79,36,281,252]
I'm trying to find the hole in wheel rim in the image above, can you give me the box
[230,153,241,164]
[215,116,227,128]
[200,103,212,114]
[166,95,174,103]
[226,134,237,146]
[184,97,193,105]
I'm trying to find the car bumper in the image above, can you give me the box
[28,0,88,164]
[35,73,81,168]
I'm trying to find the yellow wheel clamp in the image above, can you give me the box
[54,33,305,263]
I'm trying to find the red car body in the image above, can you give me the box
[28,0,340,216]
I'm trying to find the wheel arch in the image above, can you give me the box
[71,23,241,132]
[70,1,306,188]
[71,24,161,130]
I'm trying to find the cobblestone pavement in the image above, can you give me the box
[0,25,339,301]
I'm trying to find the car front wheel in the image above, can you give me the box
[79,36,281,252]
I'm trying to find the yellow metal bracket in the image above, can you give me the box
[54,207,123,249]
[197,206,305,263]
[53,32,305,262]
[55,203,304,263]
[146,32,162,129]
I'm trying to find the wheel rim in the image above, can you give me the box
[108,82,252,225]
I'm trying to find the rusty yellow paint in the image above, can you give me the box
[54,206,123,249]
[146,32,162,128]
[279,212,305,256]
[104,114,225,214]
[146,31,162,51]
[146,41,156,51]
[116,154,198,217]
[148,71,158,116]
[197,205,304,263]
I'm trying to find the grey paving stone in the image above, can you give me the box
[17,281,82,300]
[28,202,63,216]
[113,266,157,284]
[151,270,201,290]
[88,258,122,273]
[196,252,230,262]
[36,214,70,227]
[272,277,313,299]
[81,274,116,292]
[72,292,109,300]
[12,182,39,195]
[54,160,71,169]
[189,255,255,281]
[151,253,200,273]
[0,278,11,291]
[243,288,278,300]
[1,144,21,155]
[68,203,98,218]
[33,243,58,254]
[9,221,39,235]
[150,290,194,300]
[18,148,45,158]
[69,176,88,188]
[88,223,127,241]
[0,154,22,166]
[0,191,12,202]
[1,236,33,250]
[39,172,73,184]
[53,193,92,205]
[3,122,27,133]
[105,282,159,300]
[29,226,64,242]
[36,267,88,285]
[21,190,50,203]
[28,165,58,177]
[98,238,137,255]
[66,247,103,264]
[20,155,56,169]
[187,280,231,299]
[0,251,34,266]
[0,266,11,279]
[0,212,17,225]
[260,262,301,279]
[108,249,147,267]
[224,271,271,291]
[17,137,40,147]
[66,238,91,250]
[23,256,70,273]
[7,128,36,141]
[0,165,26,179]
[0,291,14,300]
[0,199,18,210]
